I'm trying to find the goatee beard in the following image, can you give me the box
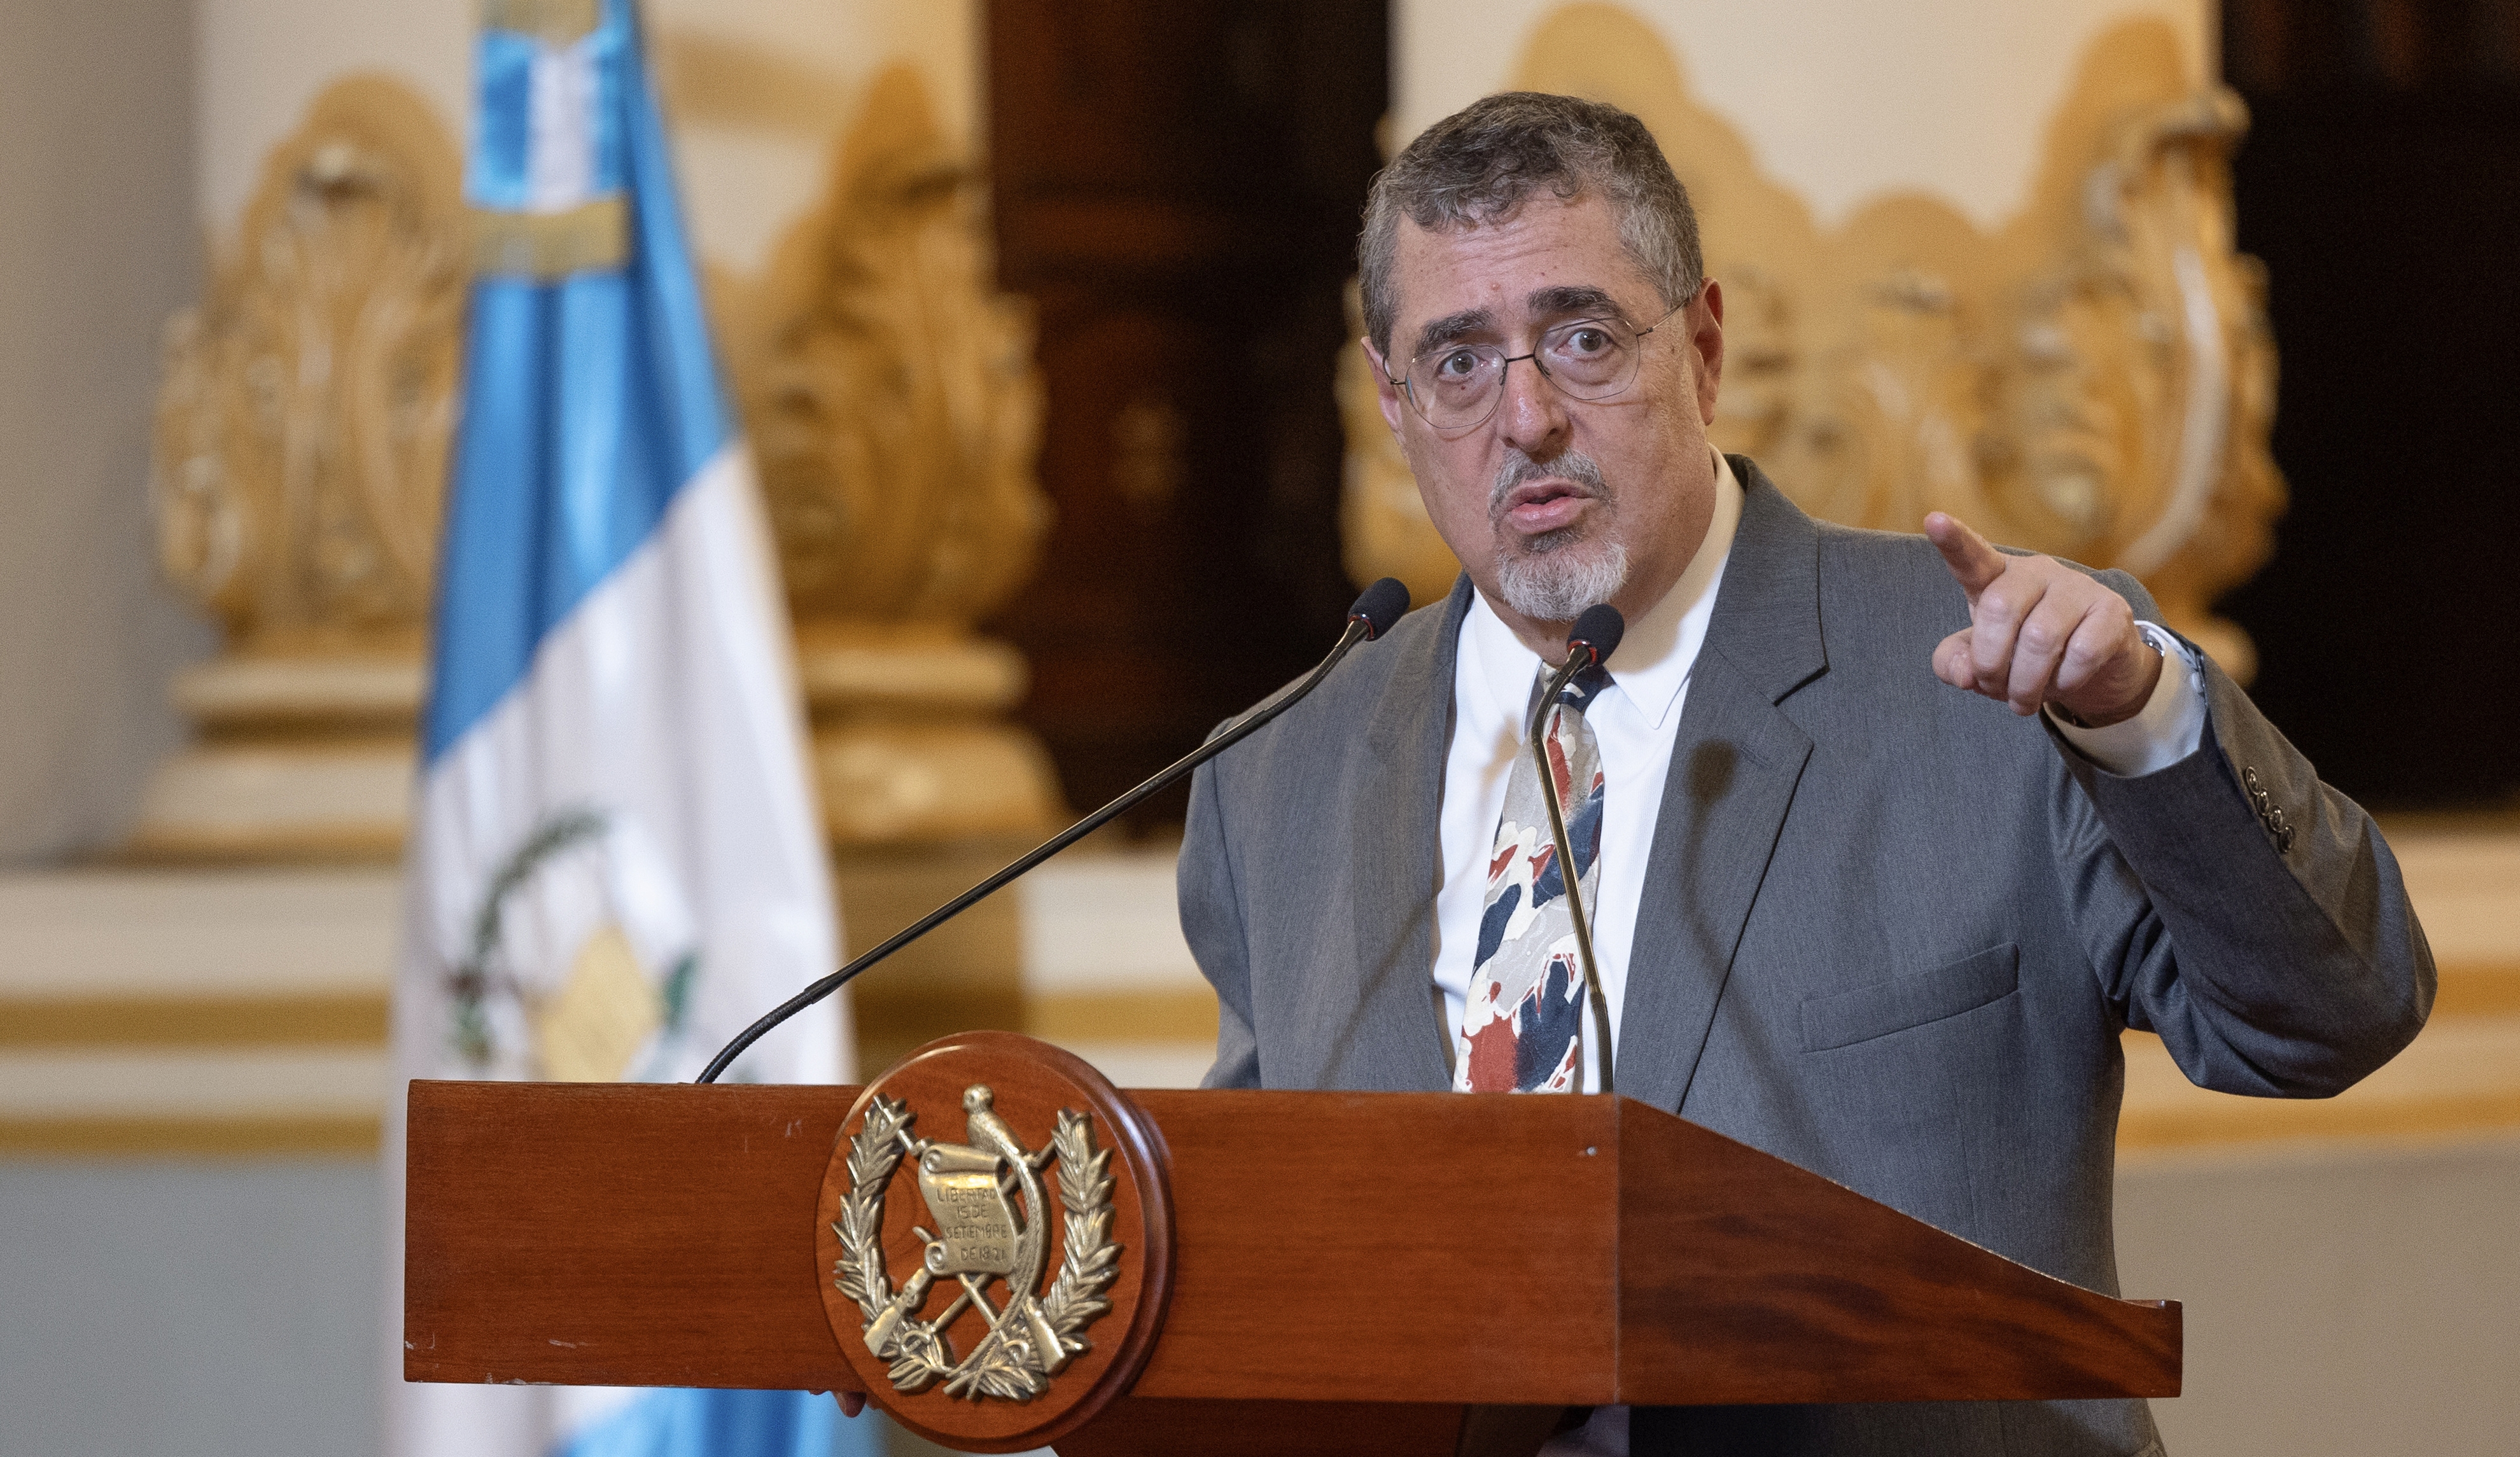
[1490,449,1628,622]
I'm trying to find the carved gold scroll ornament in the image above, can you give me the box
[134,74,464,860]
[730,64,1060,849]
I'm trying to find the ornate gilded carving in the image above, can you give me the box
[153,74,466,650]
[732,66,1062,848]
[2033,90,2282,678]
[743,65,1049,628]
[1344,10,2283,676]
[134,76,465,861]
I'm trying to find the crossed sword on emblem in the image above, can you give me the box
[862,1085,1070,1381]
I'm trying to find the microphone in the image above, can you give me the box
[1527,603,1625,746]
[1526,603,1624,1094]
[1347,576,1411,642]
[696,578,1415,1084]
[1567,603,1624,665]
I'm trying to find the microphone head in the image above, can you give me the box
[1567,603,1626,667]
[1348,578,1411,640]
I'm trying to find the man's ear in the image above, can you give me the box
[1364,338,1408,438]
[1689,278,1726,428]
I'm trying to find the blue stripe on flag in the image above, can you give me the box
[466,28,539,210]
[586,19,631,199]
[547,1390,875,1457]
[426,0,734,761]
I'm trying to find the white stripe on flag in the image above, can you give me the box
[526,34,602,214]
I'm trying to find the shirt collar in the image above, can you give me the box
[1464,449,1745,734]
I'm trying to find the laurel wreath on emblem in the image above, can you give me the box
[834,1089,1121,1401]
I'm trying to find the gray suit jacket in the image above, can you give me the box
[1177,459,2433,1456]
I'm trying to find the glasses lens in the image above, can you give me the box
[1539,317,1641,396]
[1408,345,1504,428]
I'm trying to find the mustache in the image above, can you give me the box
[1488,449,1609,520]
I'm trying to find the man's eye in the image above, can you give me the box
[1432,349,1483,381]
[1557,325,1614,356]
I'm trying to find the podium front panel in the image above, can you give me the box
[1123,1091,1623,1405]
[403,1080,860,1392]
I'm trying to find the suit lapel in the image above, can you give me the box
[1616,462,1824,1112]
[1340,575,1475,1092]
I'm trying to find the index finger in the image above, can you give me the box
[1924,512,2006,601]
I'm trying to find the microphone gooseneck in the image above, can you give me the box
[695,578,1414,1084]
[1527,603,1625,1094]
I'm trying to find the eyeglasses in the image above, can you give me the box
[1389,303,1683,430]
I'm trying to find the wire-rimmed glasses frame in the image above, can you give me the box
[1386,300,1687,431]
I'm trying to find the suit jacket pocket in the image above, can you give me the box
[1801,942,2020,1052]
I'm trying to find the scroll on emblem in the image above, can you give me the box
[834,1083,1121,1402]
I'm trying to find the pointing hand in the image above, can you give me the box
[1925,513,2162,727]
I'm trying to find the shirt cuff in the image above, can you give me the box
[2045,622,2206,777]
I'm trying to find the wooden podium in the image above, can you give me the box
[404,1033,2178,1456]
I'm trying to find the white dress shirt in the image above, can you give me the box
[1432,453,1743,1093]
[1429,450,2206,1095]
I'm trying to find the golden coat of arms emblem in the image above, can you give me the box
[833,1083,1122,1401]
[815,1031,1173,1450]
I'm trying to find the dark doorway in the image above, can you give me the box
[2219,0,2520,807]
[983,2,1390,831]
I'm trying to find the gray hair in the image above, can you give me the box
[1359,92,1703,359]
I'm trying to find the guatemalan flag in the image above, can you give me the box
[385,1,860,1454]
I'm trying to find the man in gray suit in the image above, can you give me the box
[1176,92,2433,1455]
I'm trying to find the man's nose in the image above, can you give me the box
[1494,353,1571,454]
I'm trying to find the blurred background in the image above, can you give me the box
[3,1,2515,1454]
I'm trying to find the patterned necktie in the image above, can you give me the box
[1457,662,1608,1093]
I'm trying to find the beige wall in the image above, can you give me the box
[1395,0,2210,228]
[0,0,218,863]
[193,0,467,239]
[195,0,983,274]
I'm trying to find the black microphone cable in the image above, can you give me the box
[696,577,1414,1084]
